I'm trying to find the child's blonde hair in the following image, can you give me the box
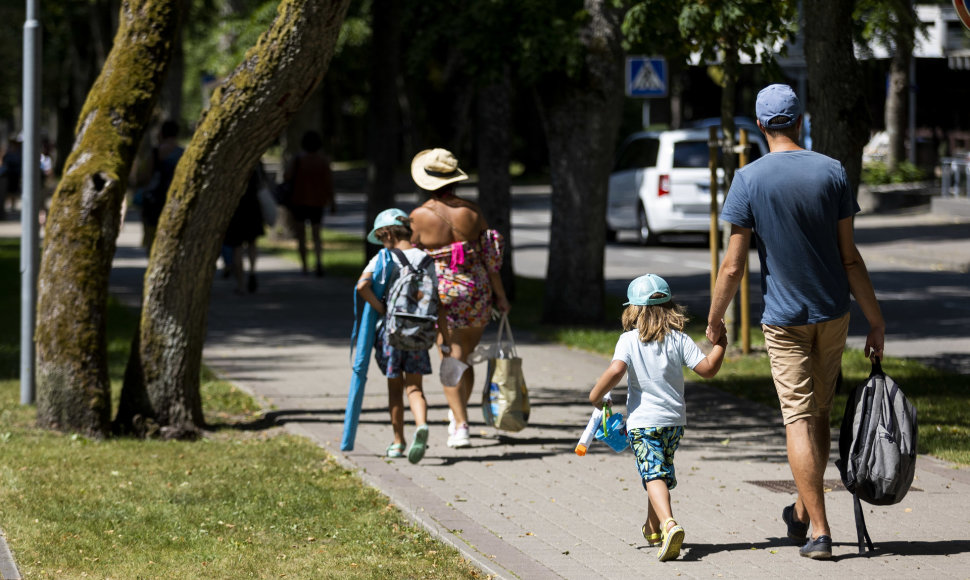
[621,298,687,343]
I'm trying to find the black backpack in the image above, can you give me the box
[836,358,918,553]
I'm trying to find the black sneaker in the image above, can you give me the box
[799,535,832,559]
[783,503,808,544]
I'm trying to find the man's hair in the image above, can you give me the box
[375,223,412,244]
[763,116,800,141]
[621,299,687,343]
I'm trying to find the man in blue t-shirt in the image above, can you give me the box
[706,84,885,560]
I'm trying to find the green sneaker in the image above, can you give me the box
[407,425,429,464]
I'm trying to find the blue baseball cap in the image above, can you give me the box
[756,84,802,130]
[624,274,671,306]
[367,208,409,244]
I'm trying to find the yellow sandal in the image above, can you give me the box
[641,523,662,547]
[657,517,685,562]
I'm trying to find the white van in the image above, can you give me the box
[606,123,769,244]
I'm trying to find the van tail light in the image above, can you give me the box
[658,174,670,197]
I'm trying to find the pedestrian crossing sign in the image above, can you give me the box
[626,56,667,98]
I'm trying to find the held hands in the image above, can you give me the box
[714,332,728,349]
[494,294,511,314]
[706,319,726,346]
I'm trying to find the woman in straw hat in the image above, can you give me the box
[409,148,511,448]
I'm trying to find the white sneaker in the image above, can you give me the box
[447,409,456,436]
[447,423,470,448]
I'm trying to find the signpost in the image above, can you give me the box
[625,56,667,128]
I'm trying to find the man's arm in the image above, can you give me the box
[838,217,885,360]
[707,225,752,344]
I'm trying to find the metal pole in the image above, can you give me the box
[708,126,719,299]
[738,129,750,355]
[20,0,41,405]
[908,55,916,165]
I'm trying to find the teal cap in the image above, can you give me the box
[367,208,409,245]
[624,274,671,306]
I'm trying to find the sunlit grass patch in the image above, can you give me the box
[0,235,481,579]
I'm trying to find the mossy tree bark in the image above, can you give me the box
[115,0,352,438]
[536,0,625,325]
[35,0,182,437]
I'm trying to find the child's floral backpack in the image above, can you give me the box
[384,248,439,351]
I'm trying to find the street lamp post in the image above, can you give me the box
[21,0,41,404]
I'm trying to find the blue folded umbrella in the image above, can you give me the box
[342,248,392,451]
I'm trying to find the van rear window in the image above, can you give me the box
[673,139,763,168]
[673,141,710,168]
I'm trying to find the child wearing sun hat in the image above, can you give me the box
[588,273,727,561]
[357,209,453,464]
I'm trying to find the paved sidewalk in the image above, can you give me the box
[3,208,970,579]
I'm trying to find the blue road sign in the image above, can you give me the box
[626,56,667,98]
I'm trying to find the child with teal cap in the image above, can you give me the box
[588,273,727,561]
[357,208,452,463]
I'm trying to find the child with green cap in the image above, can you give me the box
[588,273,727,561]
[357,208,452,464]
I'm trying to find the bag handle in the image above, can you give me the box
[869,356,883,378]
[495,312,517,358]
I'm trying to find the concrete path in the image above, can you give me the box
[2,201,969,579]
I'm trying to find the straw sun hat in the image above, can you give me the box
[410,148,468,191]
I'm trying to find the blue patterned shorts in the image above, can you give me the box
[629,426,684,490]
[374,324,432,378]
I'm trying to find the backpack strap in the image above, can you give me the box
[389,248,418,276]
[852,492,875,554]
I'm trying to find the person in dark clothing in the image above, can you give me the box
[136,120,183,251]
[224,164,266,294]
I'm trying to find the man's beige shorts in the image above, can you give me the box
[762,313,850,424]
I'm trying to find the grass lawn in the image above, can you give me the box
[0,238,481,579]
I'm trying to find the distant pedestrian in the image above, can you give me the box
[356,209,453,464]
[408,148,510,448]
[223,163,266,294]
[283,130,333,276]
[589,274,726,562]
[1,134,22,217]
[134,120,183,251]
[707,84,885,560]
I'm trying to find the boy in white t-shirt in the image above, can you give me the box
[357,209,452,464]
[588,274,726,562]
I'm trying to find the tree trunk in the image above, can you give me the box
[116,0,352,437]
[158,25,184,124]
[476,67,515,300]
[35,0,182,437]
[885,9,915,174]
[535,0,625,325]
[719,48,739,185]
[803,0,871,198]
[365,0,401,260]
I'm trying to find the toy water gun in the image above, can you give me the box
[575,394,611,456]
